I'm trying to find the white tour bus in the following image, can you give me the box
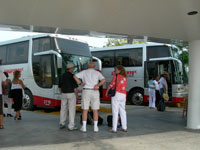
[0,34,99,110]
[91,43,187,105]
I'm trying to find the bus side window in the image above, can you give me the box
[7,41,29,64]
[32,55,53,88]
[92,51,115,68]
[115,48,142,67]
[0,46,7,65]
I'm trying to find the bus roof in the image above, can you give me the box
[0,33,85,46]
[90,42,173,52]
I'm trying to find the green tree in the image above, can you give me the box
[105,39,128,47]
[175,44,189,83]
[176,45,189,66]
[104,38,146,47]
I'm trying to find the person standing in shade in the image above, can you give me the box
[11,70,25,120]
[106,65,127,133]
[148,77,156,109]
[2,72,13,117]
[0,70,6,129]
[58,63,78,130]
[158,71,168,111]
[74,61,106,133]
[154,76,160,108]
[159,72,168,99]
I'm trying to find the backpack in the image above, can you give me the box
[107,115,121,127]
[80,111,103,125]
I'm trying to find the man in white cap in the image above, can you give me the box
[74,61,106,133]
[158,71,168,111]
[159,71,168,95]
[58,62,78,130]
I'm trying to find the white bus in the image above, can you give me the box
[91,43,187,105]
[0,34,97,110]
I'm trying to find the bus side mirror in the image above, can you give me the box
[34,50,62,69]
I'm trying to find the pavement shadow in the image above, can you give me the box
[0,106,188,149]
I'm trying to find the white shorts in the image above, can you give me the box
[81,90,100,110]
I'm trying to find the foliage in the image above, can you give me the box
[176,45,189,66]
[104,38,146,47]
[104,39,127,47]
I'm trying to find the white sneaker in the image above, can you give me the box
[80,126,86,132]
[94,126,99,133]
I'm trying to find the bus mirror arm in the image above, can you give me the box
[92,56,102,71]
[149,57,183,73]
[34,50,62,68]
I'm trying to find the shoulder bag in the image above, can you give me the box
[107,75,117,97]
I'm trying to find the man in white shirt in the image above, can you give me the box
[159,72,168,94]
[0,70,7,129]
[158,71,168,111]
[74,61,106,133]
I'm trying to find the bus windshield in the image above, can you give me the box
[170,46,188,84]
[172,60,183,84]
[55,38,91,57]
[61,53,91,74]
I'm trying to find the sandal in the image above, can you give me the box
[120,128,128,132]
[109,129,117,133]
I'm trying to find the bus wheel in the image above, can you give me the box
[22,90,34,110]
[129,89,144,105]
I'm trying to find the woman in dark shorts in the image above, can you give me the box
[11,70,25,120]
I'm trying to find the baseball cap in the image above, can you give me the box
[66,63,74,69]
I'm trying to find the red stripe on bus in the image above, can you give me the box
[172,97,184,103]
[144,95,149,103]
[33,96,61,107]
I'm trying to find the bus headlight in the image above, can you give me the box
[176,87,184,93]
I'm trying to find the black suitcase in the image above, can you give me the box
[80,111,103,125]
[107,115,121,127]
[107,115,112,127]
[89,111,103,125]
[157,100,165,111]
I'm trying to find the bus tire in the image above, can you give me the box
[128,89,144,105]
[22,89,34,110]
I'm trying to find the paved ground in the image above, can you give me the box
[0,105,200,150]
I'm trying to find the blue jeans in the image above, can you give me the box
[159,88,164,102]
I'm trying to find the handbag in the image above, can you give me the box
[107,75,117,97]
[107,88,116,97]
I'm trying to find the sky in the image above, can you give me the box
[0,30,109,48]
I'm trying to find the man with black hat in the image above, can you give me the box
[58,63,78,130]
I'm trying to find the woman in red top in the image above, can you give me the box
[106,65,127,133]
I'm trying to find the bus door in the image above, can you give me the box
[145,60,172,100]
[33,50,62,107]
[144,61,159,88]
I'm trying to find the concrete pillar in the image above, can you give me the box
[187,40,200,129]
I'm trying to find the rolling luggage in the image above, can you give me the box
[157,100,165,111]
[80,111,103,125]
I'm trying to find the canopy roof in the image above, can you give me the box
[0,0,199,42]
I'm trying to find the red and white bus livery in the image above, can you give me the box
[0,34,99,110]
[91,43,187,105]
